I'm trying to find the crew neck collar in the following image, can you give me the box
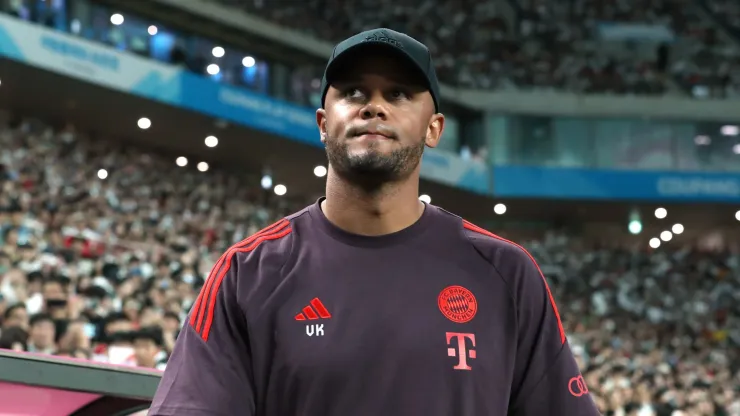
[308,197,435,248]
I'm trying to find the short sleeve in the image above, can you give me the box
[149,255,255,416]
[505,247,600,415]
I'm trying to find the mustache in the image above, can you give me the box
[345,123,398,140]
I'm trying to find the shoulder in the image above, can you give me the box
[214,207,312,279]
[431,206,536,269]
[224,205,313,270]
[456,218,547,291]
[460,220,536,266]
[228,218,295,266]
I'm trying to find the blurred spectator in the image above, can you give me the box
[2,303,28,331]
[0,326,28,352]
[27,313,56,354]
[132,327,168,370]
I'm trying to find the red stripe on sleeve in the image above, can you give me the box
[201,227,292,341]
[190,219,289,332]
[463,220,566,345]
[310,298,332,319]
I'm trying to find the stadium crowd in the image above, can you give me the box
[228,0,740,98]
[0,113,292,370]
[703,0,740,37]
[0,114,739,415]
[3,0,740,101]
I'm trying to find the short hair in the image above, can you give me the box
[163,311,180,324]
[3,303,26,321]
[132,326,164,347]
[29,313,54,327]
[0,326,28,349]
[103,312,131,327]
[42,276,65,287]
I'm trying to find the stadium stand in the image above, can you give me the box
[231,0,740,98]
[1,0,740,415]
[0,113,287,367]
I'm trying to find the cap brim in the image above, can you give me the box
[322,43,431,105]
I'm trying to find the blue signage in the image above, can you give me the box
[493,166,740,202]
[179,73,320,147]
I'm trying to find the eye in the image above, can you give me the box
[389,89,409,100]
[343,88,364,99]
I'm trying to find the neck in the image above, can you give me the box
[322,166,424,236]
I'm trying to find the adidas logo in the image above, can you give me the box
[295,298,331,321]
[295,298,331,337]
[363,30,404,49]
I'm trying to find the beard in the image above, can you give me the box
[325,136,425,192]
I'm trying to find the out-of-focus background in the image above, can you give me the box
[0,0,739,415]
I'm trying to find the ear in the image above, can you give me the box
[316,108,328,144]
[424,113,445,148]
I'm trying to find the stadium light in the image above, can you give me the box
[197,162,209,172]
[660,231,672,242]
[693,135,710,145]
[176,157,188,167]
[274,184,287,196]
[649,238,661,249]
[733,144,740,155]
[242,56,256,68]
[721,125,738,136]
[419,194,431,204]
[110,13,124,25]
[212,46,225,58]
[654,207,667,219]
[148,25,158,35]
[672,223,684,234]
[207,64,220,75]
[204,135,219,148]
[493,203,506,215]
[313,165,327,177]
[97,169,108,180]
[628,209,642,235]
[137,117,151,129]
[736,210,740,221]
[261,175,272,189]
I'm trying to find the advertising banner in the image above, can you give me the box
[493,166,740,202]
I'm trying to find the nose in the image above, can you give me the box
[359,97,387,120]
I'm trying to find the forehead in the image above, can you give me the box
[330,50,428,88]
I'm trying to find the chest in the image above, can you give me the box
[261,254,515,380]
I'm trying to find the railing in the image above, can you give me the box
[0,350,158,415]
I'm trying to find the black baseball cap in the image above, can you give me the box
[320,28,441,113]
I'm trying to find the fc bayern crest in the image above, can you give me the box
[438,285,478,323]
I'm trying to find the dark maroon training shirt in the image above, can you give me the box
[149,199,600,416]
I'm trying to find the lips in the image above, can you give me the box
[356,133,392,140]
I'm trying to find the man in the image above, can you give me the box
[132,326,168,370]
[26,313,56,354]
[2,303,28,331]
[150,28,599,416]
